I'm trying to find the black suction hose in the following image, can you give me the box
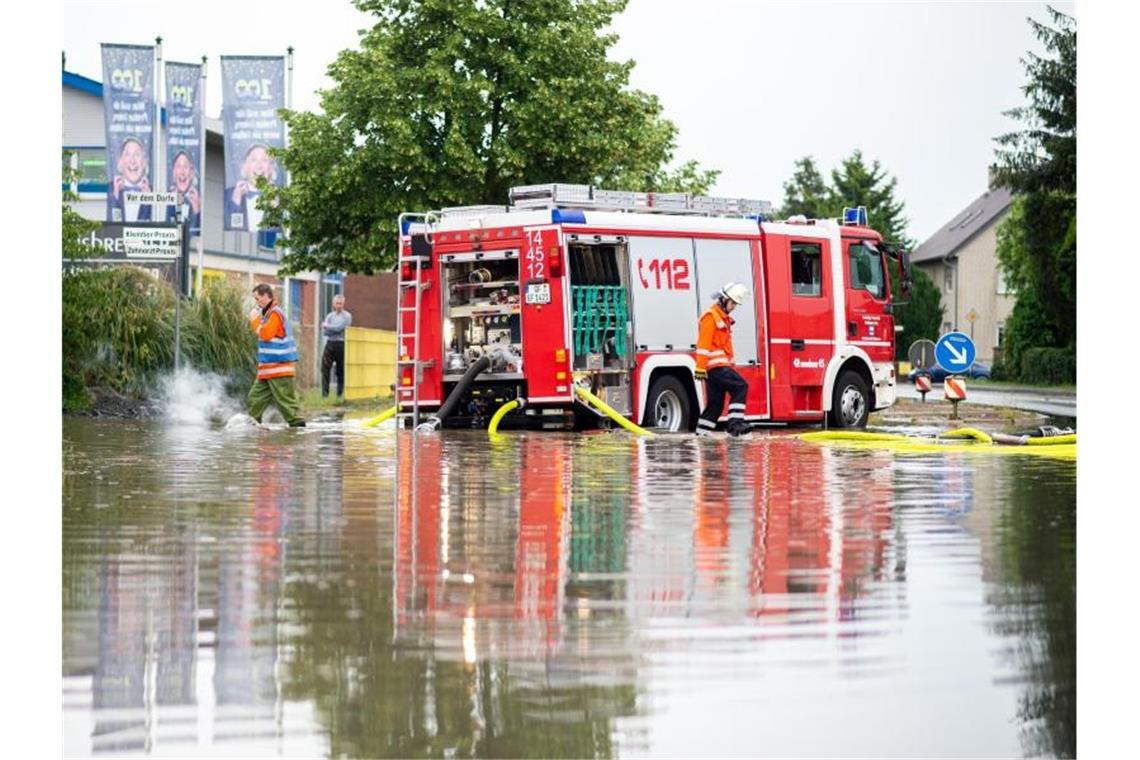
[419,355,492,430]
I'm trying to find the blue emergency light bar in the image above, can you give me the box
[843,206,868,226]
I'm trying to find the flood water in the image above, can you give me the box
[63,413,1075,757]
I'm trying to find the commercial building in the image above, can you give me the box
[63,67,396,388]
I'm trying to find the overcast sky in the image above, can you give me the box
[62,0,1073,241]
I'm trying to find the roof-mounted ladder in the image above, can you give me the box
[508,183,773,218]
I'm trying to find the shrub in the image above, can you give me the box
[181,278,257,395]
[1019,347,1076,385]
[62,267,175,402]
[62,267,258,409]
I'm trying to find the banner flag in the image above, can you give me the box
[220,56,285,232]
[164,61,203,236]
[101,43,155,223]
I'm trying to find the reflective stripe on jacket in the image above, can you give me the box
[695,302,735,372]
[251,304,298,380]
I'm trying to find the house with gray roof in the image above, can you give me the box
[911,185,1014,365]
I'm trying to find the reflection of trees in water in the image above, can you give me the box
[987,461,1075,758]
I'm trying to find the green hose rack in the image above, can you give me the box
[572,285,628,359]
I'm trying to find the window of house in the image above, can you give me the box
[943,263,954,292]
[848,242,885,298]
[290,279,303,322]
[258,229,279,252]
[942,321,952,334]
[996,268,1015,295]
[996,322,1006,347]
[64,147,108,190]
[321,281,342,315]
[791,242,823,297]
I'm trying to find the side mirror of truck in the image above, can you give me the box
[883,242,912,300]
[899,250,913,298]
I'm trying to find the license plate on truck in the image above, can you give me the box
[525,282,551,304]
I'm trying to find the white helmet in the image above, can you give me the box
[719,281,750,305]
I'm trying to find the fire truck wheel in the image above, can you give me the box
[643,375,692,432]
[830,369,870,429]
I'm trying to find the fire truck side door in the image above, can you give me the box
[766,234,833,418]
[692,238,768,417]
[842,239,894,364]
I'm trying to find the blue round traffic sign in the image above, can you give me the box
[935,331,976,373]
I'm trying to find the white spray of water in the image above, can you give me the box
[158,365,245,427]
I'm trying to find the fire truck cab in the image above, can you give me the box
[396,184,911,431]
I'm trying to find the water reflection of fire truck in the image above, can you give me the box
[393,434,899,655]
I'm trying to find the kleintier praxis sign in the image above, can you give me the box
[123,226,181,258]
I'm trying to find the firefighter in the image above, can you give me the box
[694,282,751,437]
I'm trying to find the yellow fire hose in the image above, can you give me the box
[1026,433,1076,445]
[800,429,1075,459]
[488,398,524,439]
[939,427,994,445]
[574,385,656,437]
[363,406,397,428]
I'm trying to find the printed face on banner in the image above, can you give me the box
[171,151,195,193]
[116,137,148,186]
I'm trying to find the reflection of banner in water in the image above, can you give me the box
[164,61,203,236]
[101,43,155,223]
[220,55,285,232]
[214,443,288,707]
[93,547,200,752]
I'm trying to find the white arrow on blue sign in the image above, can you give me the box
[935,331,977,372]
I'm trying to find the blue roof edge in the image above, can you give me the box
[63,69,168,125]
[63,70,103,97]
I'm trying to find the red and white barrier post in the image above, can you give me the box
[914,372,932,402]
[944,376,967,419]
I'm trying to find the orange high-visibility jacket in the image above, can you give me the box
[695,302,735,372]
[250,304,297,380]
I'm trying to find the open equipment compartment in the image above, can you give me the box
[567,236,634,415]
[441,250,523,379]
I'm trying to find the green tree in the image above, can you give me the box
[991,7,1076,380]
[778,151,914,249]
[829,150,914,250]
[992,7,1075,196]
[62,151,99,258]
[778,156,830,220]
[262,0,717,275]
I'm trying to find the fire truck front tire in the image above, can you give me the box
[643,375,693,432]
[829,369,870,429]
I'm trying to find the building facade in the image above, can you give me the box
[911,186,1015,365]
[63,68,395,387]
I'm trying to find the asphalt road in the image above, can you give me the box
[897,382,1077,419]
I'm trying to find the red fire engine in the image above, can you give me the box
[395,183,911,431]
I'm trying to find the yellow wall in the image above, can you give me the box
[345,327,396,401]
